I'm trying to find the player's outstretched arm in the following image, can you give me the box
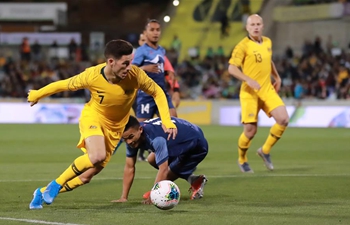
[27,70,91,106]
[112,156,137,203]
[27,80,70,107]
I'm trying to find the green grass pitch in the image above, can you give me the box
[0,124,349,225]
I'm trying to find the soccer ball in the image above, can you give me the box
[150,180,181,210]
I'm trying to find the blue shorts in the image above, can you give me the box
[136,92,174,118]
[169,136,208,180]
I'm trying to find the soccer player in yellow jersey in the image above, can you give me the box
[228,14,289,173]
[28,39,177,209]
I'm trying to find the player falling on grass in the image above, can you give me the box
[27,39,177,209]
[228,14,289,173]
[112,116,208,204]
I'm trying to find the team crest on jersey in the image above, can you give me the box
[89,125,97,129]
[268,48,271,52]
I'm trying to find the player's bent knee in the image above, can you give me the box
[244,123,257,139]
[79,166,104,184]
[276,114,289,126]
[244,131,256,139]
[147,153,158,169]
[278,117,289,126]
[88,150,106,164]
[85,135,107,164]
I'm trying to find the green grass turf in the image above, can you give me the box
[0,124,349,225]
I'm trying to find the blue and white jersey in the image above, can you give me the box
[132,43,166,95]
[126,117,207,166]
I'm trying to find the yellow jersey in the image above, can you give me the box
[229,36,273,98]
[28,63,175,129]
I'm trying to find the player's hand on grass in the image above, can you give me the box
[27,90,39,107]
[142,64,161,73]
[273,77,281,93]
[246,78,261,91]
[111,198,127,203]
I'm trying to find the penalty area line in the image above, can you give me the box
[0,217,86,225]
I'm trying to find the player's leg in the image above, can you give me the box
[147,153,178,181]
[238,98,259,173]
[144,150,208,200]
[30,165,106,209]
[57,159,109,192]
[147,152,158,169]
[34,132,115,208]
[42,117,106,205]
[258,95,289,170]
[142,152,173,199]
[64,165,104,191]
[170,140,209,200]
[42,136,105,205]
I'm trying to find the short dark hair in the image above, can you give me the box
[145,19,161,30]
[104,39,133,60]
[124,115,140,132]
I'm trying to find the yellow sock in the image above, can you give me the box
[40,187,46,193]
[40,177,84,193]
[238,132,251,164]
[60,177,84,193]
[262,123,287,154]
[55,154,93,186]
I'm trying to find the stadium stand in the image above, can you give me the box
[1,0,349,101]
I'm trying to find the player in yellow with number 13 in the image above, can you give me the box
[27,39,177,209]
[228,14,289,173]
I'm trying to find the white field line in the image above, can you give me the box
[0,217,86,225]
[0,173,349,183]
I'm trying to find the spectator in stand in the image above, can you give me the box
[68,39,78,61]
[32,40,42,62]
[285,46,294,59]
[337,62,349,99]
[294,79,305,106]
[20,37,31,62]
